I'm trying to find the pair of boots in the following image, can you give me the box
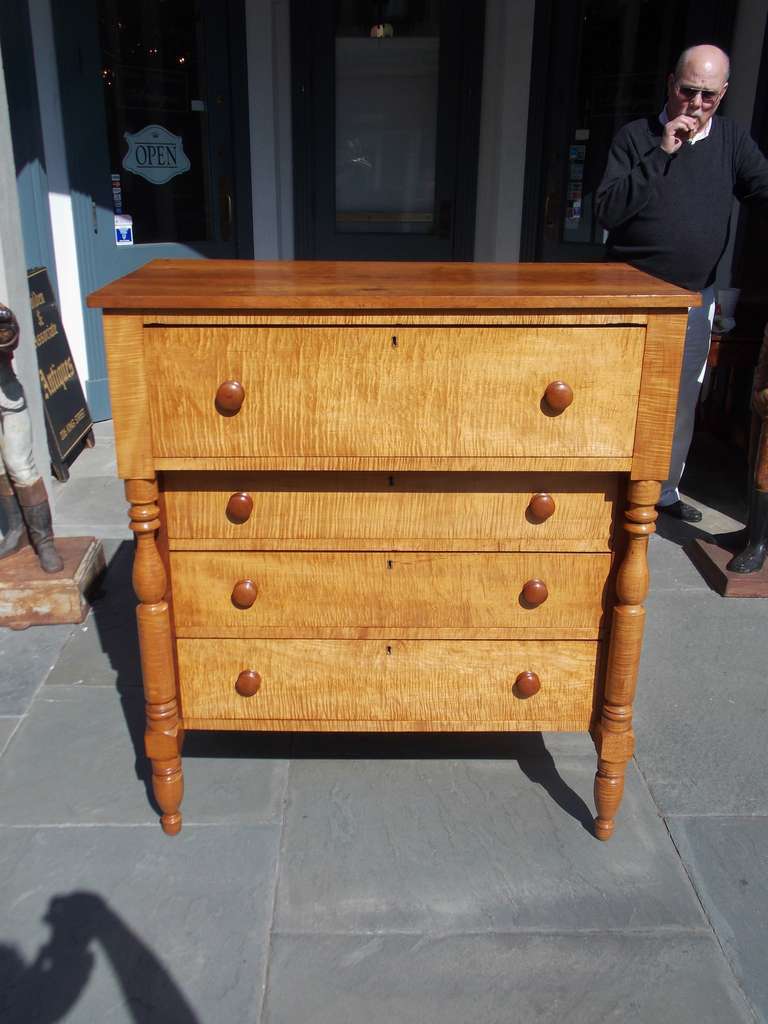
[0,475,63,573]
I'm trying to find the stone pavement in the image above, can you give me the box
[0,424,765,1023]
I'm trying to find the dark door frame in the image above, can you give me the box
[290,0,485,261]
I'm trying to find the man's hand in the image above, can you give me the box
[661,115,699,155]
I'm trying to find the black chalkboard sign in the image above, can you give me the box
[27,267,93,481]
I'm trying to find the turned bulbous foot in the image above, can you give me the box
[161,813,182,835]
[594,817,614,841]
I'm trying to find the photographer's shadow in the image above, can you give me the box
[0,891,199,1023]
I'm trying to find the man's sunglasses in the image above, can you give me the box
[674,82,722,103]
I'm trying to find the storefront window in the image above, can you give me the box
[98,0,213,244]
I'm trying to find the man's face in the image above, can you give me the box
[666,59,728,130]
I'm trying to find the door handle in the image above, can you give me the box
[220,177,233,242]
[438,199,452,239]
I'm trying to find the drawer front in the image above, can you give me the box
[145,326,644,459]
[170,551,611,638]
[164,472,618,552]
[177,638,600,730]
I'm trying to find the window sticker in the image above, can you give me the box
[122,125,191,184]
[114,214,134,245]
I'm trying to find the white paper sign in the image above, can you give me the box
[114,214,134,246]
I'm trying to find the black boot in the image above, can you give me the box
[0,475,28,559]
[16,479,64,573]
[727,490,768,574]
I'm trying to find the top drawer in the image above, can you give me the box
[145,326,645,460]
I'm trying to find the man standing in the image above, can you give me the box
[595,44,768,521]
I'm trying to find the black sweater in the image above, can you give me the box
[595,116,768,291]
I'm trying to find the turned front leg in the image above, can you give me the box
[127,478,184,835]
[593,479,658,840]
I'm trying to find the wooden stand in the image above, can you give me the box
[689,330,768,598]
[687,536,768,598]
[0,536,105,628]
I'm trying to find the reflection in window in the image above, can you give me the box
[98,0,212,243]
[560,0,686,245]
[335,1,441,234]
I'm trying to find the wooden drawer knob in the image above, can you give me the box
[231,579,258,608]
[226,492,253,523]
[235,670,261,697]
[215,380,245,414]
[528,492,555,521]
[514,671,541,698]
[521,578,548,606]
[543,380,573,413]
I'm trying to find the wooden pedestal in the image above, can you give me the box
[687,536,768,598]
[0,536,106,628]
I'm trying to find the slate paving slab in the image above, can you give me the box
[0,622,76,715]
[44,611,142,689]
[53,476,130,539]
[0,686,289,826]
[669,816,768,1024]
[0,717,19,755]
[633,586,768,816]
[45,539,140,689]
[263,931,753,1024]
[0,825,280,1024]
[275,758,705,934]
[647,531,713,591]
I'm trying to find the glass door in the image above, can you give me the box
[53,0,251,417]
[292,0,484,260]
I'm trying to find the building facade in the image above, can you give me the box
[1,0,767,426]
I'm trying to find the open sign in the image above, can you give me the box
[123,125,191,184]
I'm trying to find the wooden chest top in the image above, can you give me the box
[87,259,697,312]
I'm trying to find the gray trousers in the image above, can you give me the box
[0,361,40,487]
[658,286,716,507]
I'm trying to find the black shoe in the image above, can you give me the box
[656,500,702,523]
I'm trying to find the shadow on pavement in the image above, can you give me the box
[0,891,199,1023]
[86,540,157,813]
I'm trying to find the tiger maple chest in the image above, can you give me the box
[88,259,695,838]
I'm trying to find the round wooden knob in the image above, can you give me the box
[226,492,253,523]
[514,671,541,698]
[231,579,258,609]
[215,380,245,413]
[521,578,548,606]
[235,670,261,697]
[543,380,573,413]
[528,492,555,521]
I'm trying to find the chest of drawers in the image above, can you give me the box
[88,260,694,839]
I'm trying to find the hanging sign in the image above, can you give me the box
[122,124,191,184]
[27,267,92,471]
